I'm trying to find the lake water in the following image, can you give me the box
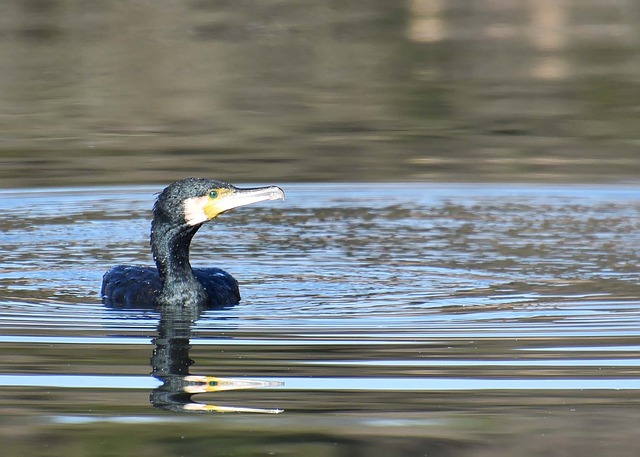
[1,183,639,456]
[2,1,640,185]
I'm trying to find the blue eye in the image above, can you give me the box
[209,190,218,199]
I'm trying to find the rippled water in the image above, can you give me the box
[1,183,640,456]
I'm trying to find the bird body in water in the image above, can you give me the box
[101,178,284,309]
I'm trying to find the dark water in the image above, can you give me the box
[1,183,640,456]
[2,1,640,185]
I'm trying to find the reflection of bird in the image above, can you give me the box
[149,306,284,414]
[101,178,284,309]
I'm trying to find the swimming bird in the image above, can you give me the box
[101,178,284,309]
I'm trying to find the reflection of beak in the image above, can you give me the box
[183,375,283,393]
[205,186,285,219]
[184,403,284,414]
[182,375,284,414]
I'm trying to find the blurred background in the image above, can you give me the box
[1,0,639,187]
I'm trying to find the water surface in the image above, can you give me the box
[1,183,640,456]
[2,1,640,185]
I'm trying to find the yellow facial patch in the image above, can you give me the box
[202,188,233,219]
[183,188,232,226]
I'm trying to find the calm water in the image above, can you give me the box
[2,1,640,185]
[1,183,640,456]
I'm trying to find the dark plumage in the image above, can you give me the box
[101,178,284,309]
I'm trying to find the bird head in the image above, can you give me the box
[153,178,285,226]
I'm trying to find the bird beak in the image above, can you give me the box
[204,185,285,219]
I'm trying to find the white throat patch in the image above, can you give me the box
[183,195,210,226]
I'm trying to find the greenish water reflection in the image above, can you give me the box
[1,1,640,186]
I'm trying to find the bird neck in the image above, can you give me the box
[151,221,205,302]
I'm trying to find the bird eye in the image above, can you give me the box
[209,190,218,199]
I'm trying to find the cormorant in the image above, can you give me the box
[101,178,284,309]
